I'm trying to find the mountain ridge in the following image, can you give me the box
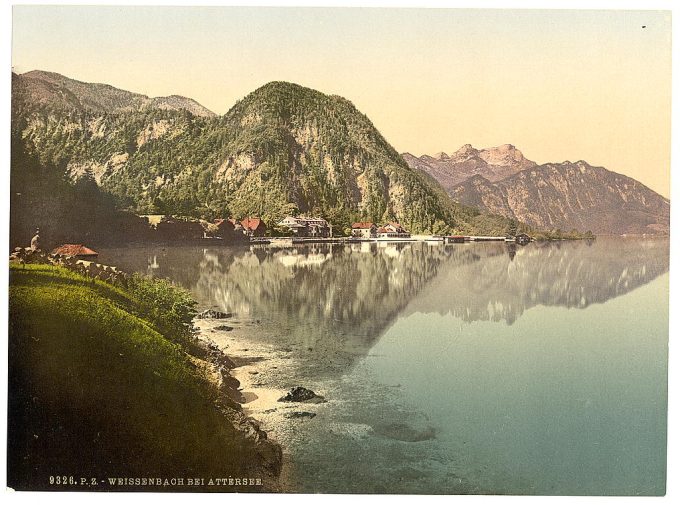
[404,146,669,235]
[12,70,217,118]
[404,144,537,190]
[12,71,526,236]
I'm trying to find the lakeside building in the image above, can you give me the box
[241,217,267,237]
[139,214,165,227]
[278,216,332,237]
[377,222,411,239]
[51,244,99,260]
[351,222,377,238]
[515,233,532,245]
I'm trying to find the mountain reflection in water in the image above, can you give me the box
[405,237,669,324]
[99,237,668,374]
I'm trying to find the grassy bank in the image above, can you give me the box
[8,263,279,491]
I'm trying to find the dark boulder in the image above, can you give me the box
[284,411,317,419]
[193,339,236,369]
[277,386,326,403]
[196,309,233,319]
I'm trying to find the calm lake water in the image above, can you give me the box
[98,237,669,495]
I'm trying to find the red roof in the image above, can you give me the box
[352,222,375,229]
[52,244,99,257]
[241,217,265,231]
[376,227,388,233]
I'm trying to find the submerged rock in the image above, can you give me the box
[277,386,326,403]
[372,422,436,442]
[284,411,317,419]
[196,309,233,319]
[214,324,234,332]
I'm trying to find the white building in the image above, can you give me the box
[278,216,332,237]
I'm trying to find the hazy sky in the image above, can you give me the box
[12,6,672,197]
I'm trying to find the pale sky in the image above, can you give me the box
[11,6,672,197]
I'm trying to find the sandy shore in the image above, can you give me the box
[194,315,332,493]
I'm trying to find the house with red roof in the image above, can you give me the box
[240,217,267,237]
[385,222,408,234]
[51,244,99,260]
[351,222,377,239]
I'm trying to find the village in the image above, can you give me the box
[148,215,416,242]
[146,214,530,244]
[38,213,533,262]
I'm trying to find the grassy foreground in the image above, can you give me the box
[8,263,276,491]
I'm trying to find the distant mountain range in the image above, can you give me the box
[14,70,665,237]
[12,70,216,117]
[11,70,523,236]
[403,144,536,188]
[403,145,669,235]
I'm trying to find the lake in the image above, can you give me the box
[98,237,669,495]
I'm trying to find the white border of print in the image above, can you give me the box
[0,2,676,505]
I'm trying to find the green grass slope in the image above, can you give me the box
[8,264,274,491]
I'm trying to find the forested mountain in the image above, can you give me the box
[405,146,670,235]
[12,71,523,236]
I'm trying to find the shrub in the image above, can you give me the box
[125,274,197,346]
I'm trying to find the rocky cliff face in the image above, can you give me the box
[405,145,670,235]
[13,71,518,235]
[451,161,670,234]
[404,144,536,189]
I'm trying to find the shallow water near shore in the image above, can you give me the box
[98,237,669,495]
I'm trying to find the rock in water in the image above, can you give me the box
[214,325,234,331]
[284,411,317,419]
[277,386,326,403]
[196,309,233,319]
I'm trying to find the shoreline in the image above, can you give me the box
[193,314,333,494]
[65,229,620,253]
[177,317,286,491]
[192,315,298,491]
